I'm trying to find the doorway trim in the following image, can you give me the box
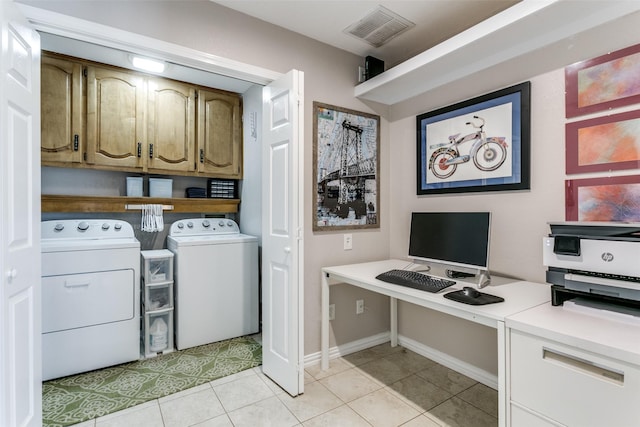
[17,3,282,86]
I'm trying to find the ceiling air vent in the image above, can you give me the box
[344,5,415,48]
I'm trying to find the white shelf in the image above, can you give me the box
[355,1,640,119]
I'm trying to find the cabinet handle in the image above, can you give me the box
[200,148,204,163]
[543,347,624,385]
[73,134,79,151]
[137,142,142,158]
[149,143,154,159]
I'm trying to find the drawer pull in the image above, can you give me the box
[543,348,624,385]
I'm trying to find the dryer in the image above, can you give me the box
[168,218,259,350]
[41,219,140,380]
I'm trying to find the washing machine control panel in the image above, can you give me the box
[169,218,239,236]
[41,219,135,240]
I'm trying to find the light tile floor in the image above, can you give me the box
[69,343,498,427]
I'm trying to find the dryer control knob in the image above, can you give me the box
[114,223,122,230]
[177,222,184,229]
[202,220,211,228]
[227,221,234,227]
[54,223,64,232]
[102,223,110,230]
[187,222,194,228]
[78,221,89,231]
[218,220,225,227]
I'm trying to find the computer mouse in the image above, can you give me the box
[462,286,481,298]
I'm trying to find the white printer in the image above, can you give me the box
[543,222,640,307]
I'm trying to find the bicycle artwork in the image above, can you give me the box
[416,81,530,196]
[428,116,508,179]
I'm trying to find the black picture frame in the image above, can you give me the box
[416,82,531,195]
[313,102,380,231]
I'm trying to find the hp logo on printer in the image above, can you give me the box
[601,252,614,262]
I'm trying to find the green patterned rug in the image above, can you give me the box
[42,336,262,427]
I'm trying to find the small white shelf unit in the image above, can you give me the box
[140,249,175,358]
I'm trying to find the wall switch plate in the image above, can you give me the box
[328,304,335,320]
[356,299,364,314]
[344,234,353,250]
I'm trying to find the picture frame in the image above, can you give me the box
[565,43,640,118]
[313,102,380,231]
[416,82,530,195]
[565,175,640,222]
[566,109,640,174]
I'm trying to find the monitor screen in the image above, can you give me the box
[408,212,491,270]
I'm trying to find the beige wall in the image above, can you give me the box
[25,1,640,369]
[22,0,392,356]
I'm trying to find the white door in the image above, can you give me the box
[0,2,42,426]
[261,70,304,396]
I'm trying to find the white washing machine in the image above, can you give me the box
[41,219,140,380]
[168,218,259,350]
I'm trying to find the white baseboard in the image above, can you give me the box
[305,331,497,390]
[304,332,390,366]
[398,335,498,390]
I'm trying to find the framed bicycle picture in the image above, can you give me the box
[416,82,531,195]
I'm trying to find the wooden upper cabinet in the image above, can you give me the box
[41,54,83,163]
[197,89,242,178]
[147,78,196,172]
[86,66,146,169]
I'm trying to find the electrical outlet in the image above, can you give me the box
[356,299,364,314]
[344,234,353,250]
[328,304,335,320]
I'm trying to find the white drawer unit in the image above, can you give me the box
[141,250,175,358]
[509,329,640,426]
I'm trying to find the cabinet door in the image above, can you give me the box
[41,54,83,163]
[147,78,196,172]
[86,66,146,169]
[197,89,242,178]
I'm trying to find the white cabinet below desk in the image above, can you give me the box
[506,304,640,427]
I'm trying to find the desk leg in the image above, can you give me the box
[390,297,398,347]
[321,273,330,370]
[497,320,506,427]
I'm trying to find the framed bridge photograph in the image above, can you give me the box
[416,82,531,195]
[313,102,380,231]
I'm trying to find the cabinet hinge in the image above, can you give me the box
[83,67,87,77]
[83,152,87,161]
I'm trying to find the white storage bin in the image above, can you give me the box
[143,308,174,357]
[126,177,143,197]
[149,178,173,198]
[144,281,173,311]
[141,250,174,284]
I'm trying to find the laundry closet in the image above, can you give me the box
[39,34,266,379]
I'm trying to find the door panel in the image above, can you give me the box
[261,70,304,396]
[41,54,83,163]
[0,2,42,425]
[86,66,145,168]
[147,78,196,172]
[197,89,242,177]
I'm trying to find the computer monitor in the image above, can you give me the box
[408,212,492,286]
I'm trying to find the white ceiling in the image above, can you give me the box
[212,0,520,68]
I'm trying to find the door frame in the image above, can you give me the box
[18,0,304,390]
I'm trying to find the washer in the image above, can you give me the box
[41,219,140,380]
[168,218,258,350]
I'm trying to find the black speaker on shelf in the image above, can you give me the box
[365,56,384,80]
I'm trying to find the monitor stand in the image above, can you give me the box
[477,270,491,288]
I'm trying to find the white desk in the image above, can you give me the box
[321,259,550,427]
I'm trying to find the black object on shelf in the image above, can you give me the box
[185,187,207,198]
[207,178,238,199]
[365,56,384,80]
